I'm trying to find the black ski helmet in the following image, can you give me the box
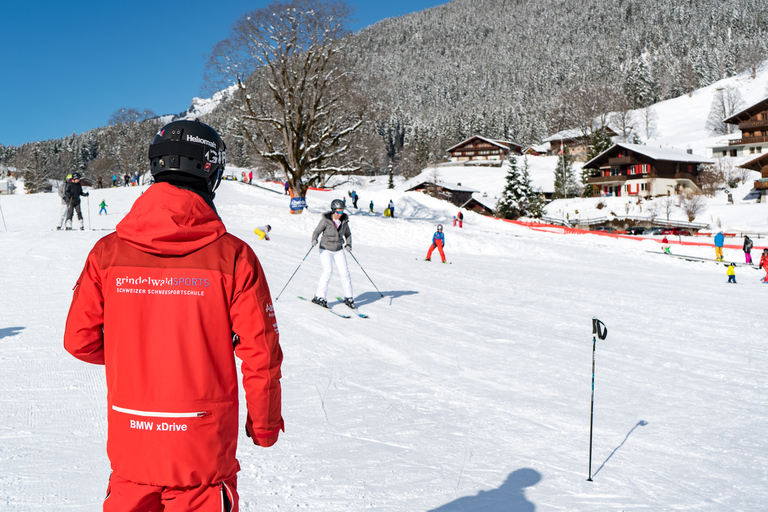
[437,224,443,230]
[148,119,226,195]
[330,199,345,211]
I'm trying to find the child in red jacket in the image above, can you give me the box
[64,120,283,511]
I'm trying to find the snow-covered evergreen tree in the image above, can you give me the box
[497,156,543,219]
[553,148,579,199]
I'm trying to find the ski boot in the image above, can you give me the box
[311,296,328,308]
[342,297,355,310]
[424,258,431,261]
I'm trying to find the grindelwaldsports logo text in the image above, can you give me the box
[115,275,210,296]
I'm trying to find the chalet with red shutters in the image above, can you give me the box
[711,96,768,158]
[446,136,522,163]
[738,152,768,203]
[583,143,713,197]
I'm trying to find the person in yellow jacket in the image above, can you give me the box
[726,262,736,284]
[254,225,271,240]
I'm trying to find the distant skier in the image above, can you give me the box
[452,215,457,227]
[56,175,72,230]
[63,173,88,230]
[111,173,117,187]
[760,249,768,283]
[425,224,447,263]
[310,199,354,309]
[714,231,725,261]
[98,199,107,215]
[726,263,737,283]
[743,235,754,264]
[661,236,669,253]
[457,210,464,228]
[388,199,395,218]
[352,191,359,209]
[369,200,374,213]
[254,224,271,240]
[284,181,290,195]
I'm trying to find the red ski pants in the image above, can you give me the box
[427,240,446,262]
[104,474,238,512]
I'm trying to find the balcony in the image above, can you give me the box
[674,172,698,184]
[608,156,639,165]
[587,175,628,185]
[738,119,768,130]
[729,135,768,145]
[755,179,768,190]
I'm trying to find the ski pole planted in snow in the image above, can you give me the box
[0,195,6,231]
[348,250,384,298]
[275,245,314,301]
[87,194,92,231]
[587,317,608,482]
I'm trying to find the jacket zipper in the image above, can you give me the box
[112,405,209,418]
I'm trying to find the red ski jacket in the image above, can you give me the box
[64,183,283,487]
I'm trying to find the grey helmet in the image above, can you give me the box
[330,199,345,211]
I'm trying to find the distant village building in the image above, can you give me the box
[544,127,618,162]
[446,136,522,163]
[711,96,768,158]
[523,142,549,156]
[406,181,478,207]
[737,153,768,203]
[583,143,713,197]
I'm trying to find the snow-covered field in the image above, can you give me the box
[1,178,767,511]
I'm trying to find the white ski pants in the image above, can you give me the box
[315,248,353,300]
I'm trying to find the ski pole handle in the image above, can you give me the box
[592,318,607,340]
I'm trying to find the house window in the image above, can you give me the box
[722,151,728,156]
[730,149,738,157]
[758,147,763,154]
[750,147,756,154]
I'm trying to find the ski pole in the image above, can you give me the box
[587,317,608,482]
[348,250,383,297]
[87,194,92,230]
[275,245,314,301]
[0,195,6,231]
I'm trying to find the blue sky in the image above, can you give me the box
[0,1,446,147]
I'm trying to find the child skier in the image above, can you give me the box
[425,224,446,263]
[661,236,671,254]
[254,225,271,240]
[760,249,768,283]
[98,199,107,215]
[743,235,753,264]
[726,263,736,283]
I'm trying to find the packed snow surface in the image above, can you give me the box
[1,178,766,511]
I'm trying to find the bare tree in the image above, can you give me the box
[659,195,676,221]
[205,0,366,208]
[696,163,723,197]
[681,192,706,222]
[108,108,156,126]
[638,106,658,140]
[705,86,745,135]
[549,84,619,139]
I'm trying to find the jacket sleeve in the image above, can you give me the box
[63,247,105,365]
[311,219,325,245]
[231,248,284,447]
[343,221,352,250]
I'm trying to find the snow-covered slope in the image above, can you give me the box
[1,179,766,510]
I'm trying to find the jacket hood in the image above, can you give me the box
[116,183,226,256]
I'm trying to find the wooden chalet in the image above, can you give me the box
[461,195,495,216]
[716,96,768,157]
[447,136,522,163]
[738,153,768,203]
[583,143,713,197]
[544,127,618,162]
[407,182,477,207]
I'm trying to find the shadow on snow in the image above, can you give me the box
[0,326,25,340]
[592,420,648,479]
[429,468,541,512]
[354,290,418,307]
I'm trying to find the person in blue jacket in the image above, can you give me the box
[425,224,446,263]
[714,231,725,261]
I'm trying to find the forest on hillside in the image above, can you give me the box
[2,0,767,191]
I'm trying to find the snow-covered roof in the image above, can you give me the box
[446,135,521,153]
[584,143,714,168]
[543,126,618,143]
[407,181,478,193]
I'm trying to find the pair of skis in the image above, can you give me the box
[297,296,368,318]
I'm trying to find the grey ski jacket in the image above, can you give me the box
[312,211,352,252]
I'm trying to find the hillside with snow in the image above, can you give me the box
[1,174,767,510]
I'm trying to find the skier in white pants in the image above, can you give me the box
[311,199,355,309]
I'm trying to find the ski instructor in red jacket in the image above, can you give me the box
[64,120,283,511]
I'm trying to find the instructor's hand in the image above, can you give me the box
[311,240,318,247]
[345,246,352,253]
